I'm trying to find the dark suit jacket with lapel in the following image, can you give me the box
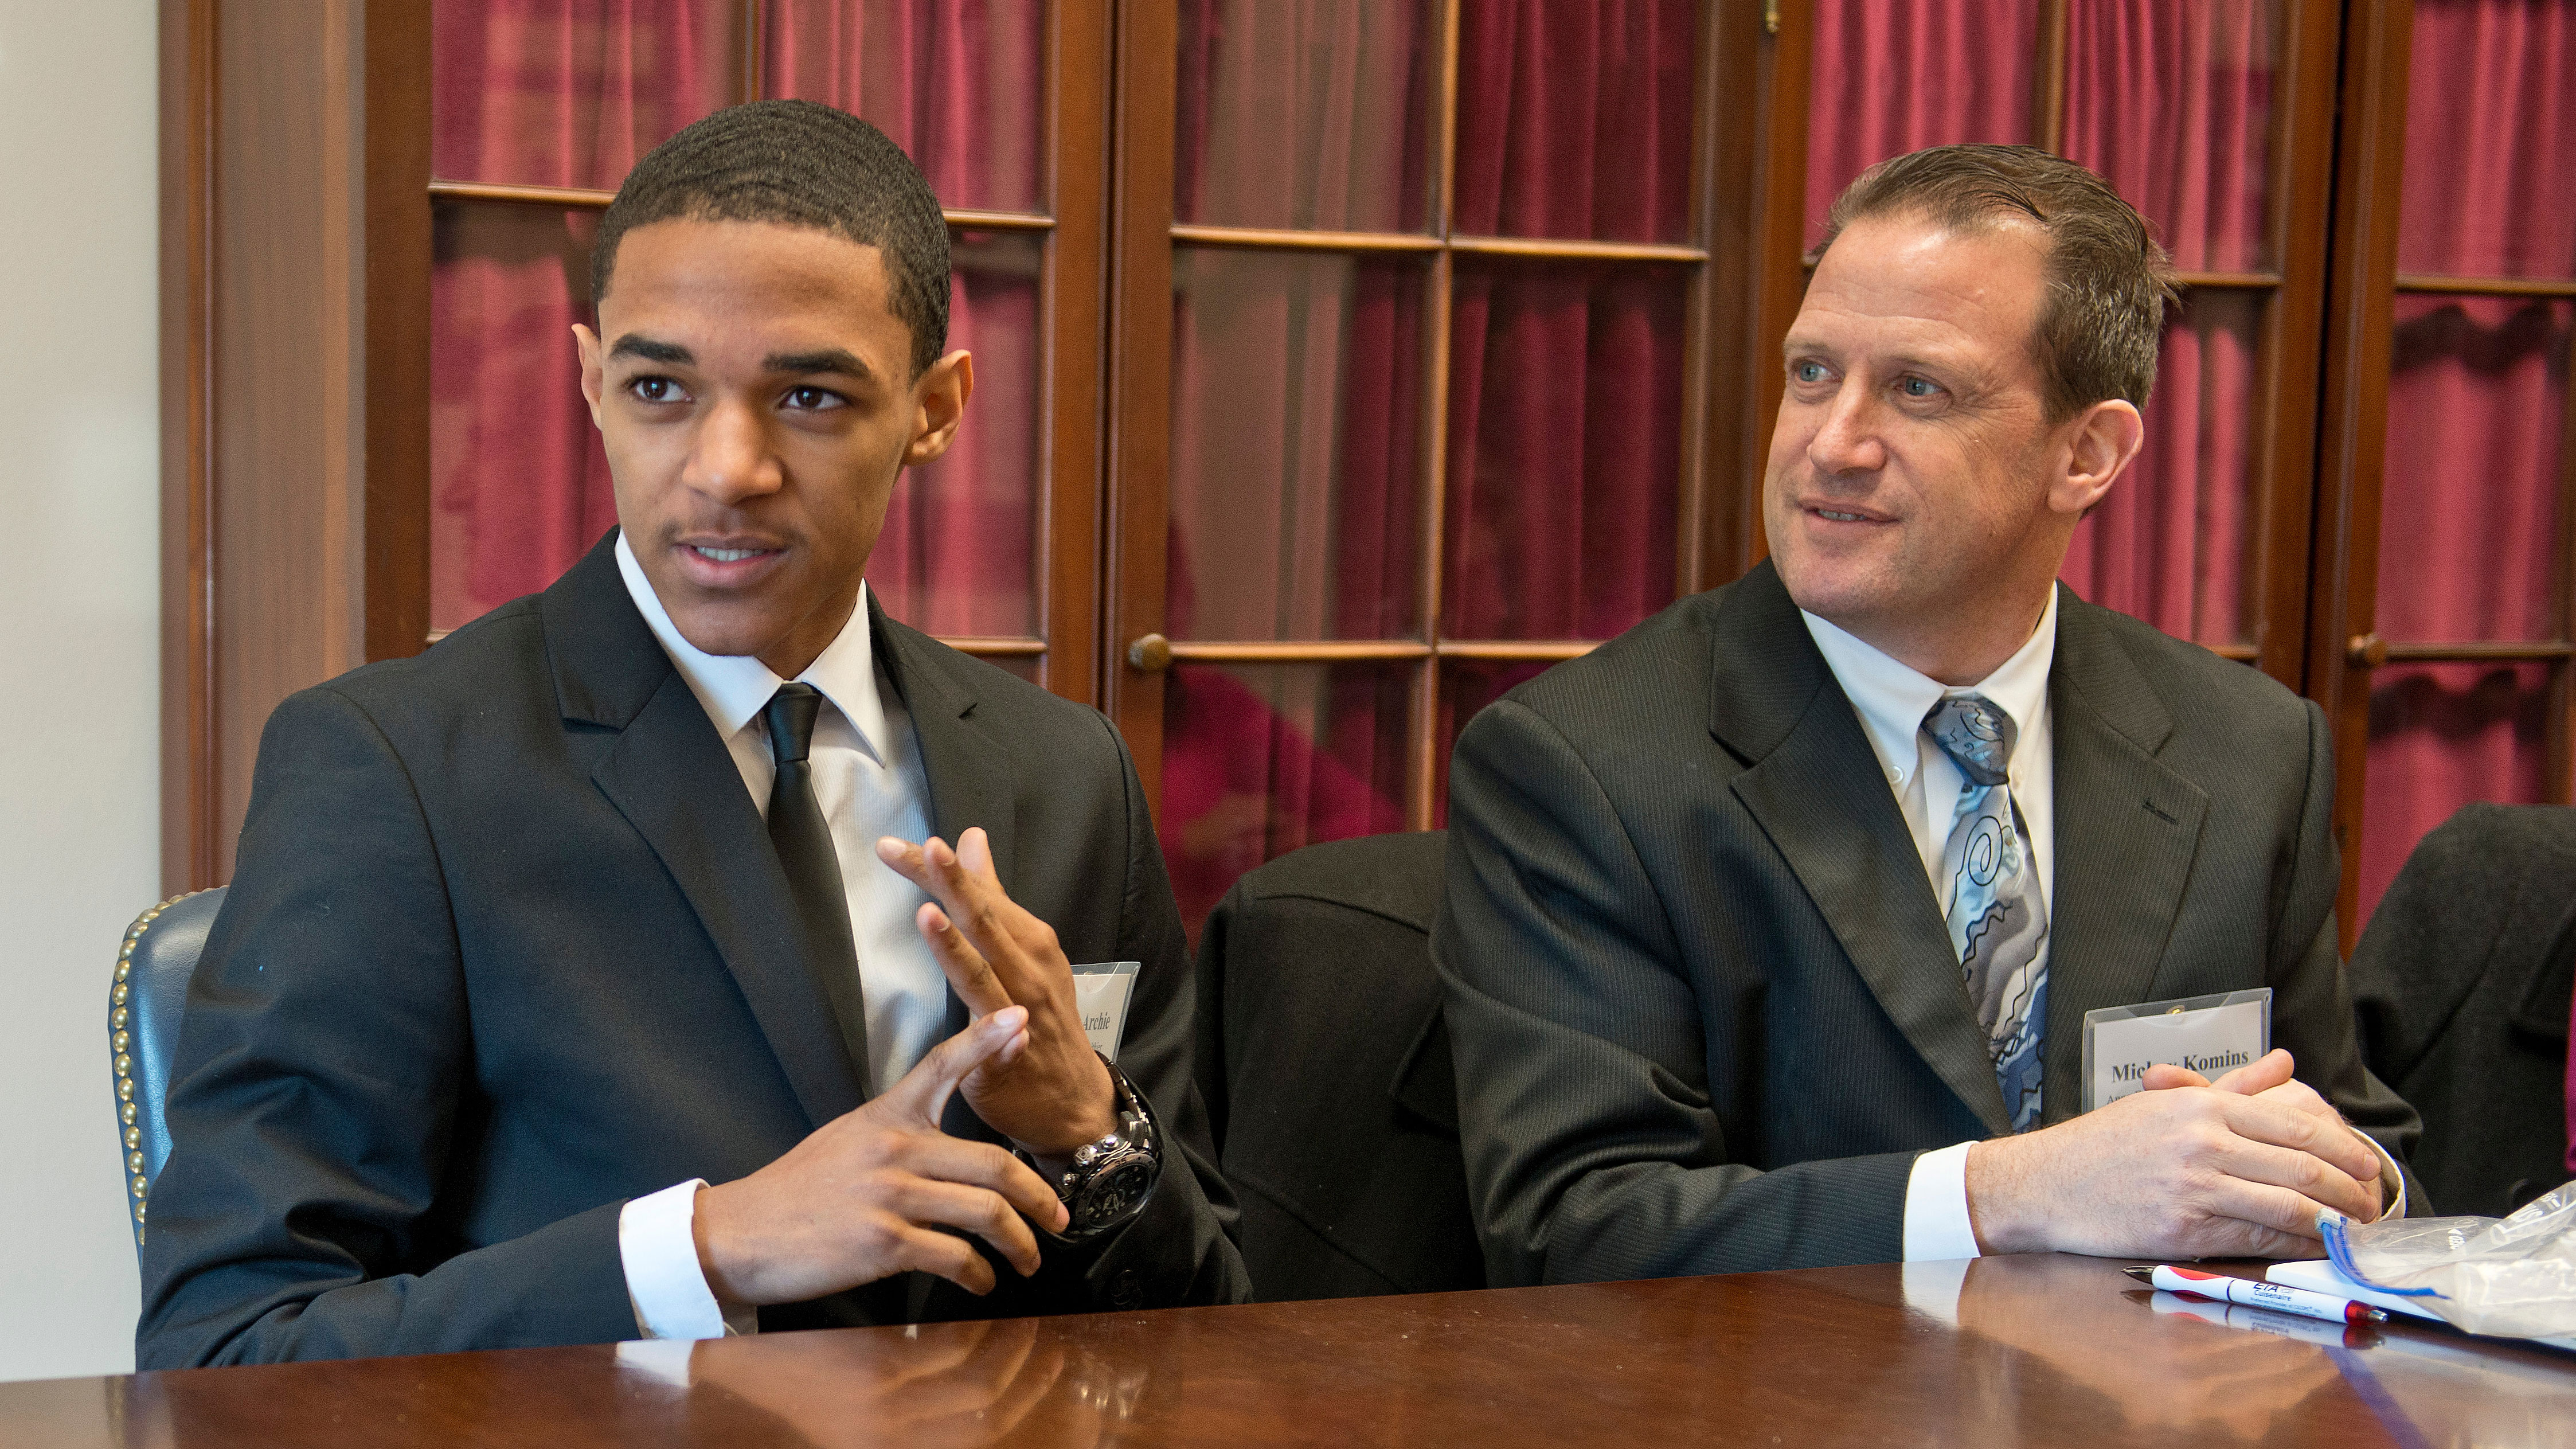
[1434,561,2423,1286]
[138,533,1249,1367]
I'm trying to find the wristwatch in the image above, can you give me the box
[1026,1053,1162,1240]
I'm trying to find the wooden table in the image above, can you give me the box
[7,1255,2571,1447]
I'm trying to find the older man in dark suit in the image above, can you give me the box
[139,101,1246,1366]
[1437,144,2421,1286]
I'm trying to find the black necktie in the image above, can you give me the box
[762,683,871,1086]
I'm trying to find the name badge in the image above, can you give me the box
[2081,988,2271,1112]
[1070,961,1141,1063]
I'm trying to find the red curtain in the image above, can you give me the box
[2358,0,2576,926]
[428,1,1043,638]
[1805,0,2038,245]
[1806,0,2272,651]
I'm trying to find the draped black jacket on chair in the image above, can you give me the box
[138,532,1248,1367]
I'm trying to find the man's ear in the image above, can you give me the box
[903,350,976,468]
[2052,397,2145,518]
[574,323,607,429]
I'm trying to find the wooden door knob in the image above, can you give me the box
[1127,633,1174,671]
[2347,632,2388,669]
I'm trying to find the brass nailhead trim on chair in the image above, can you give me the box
[114,890,216,1248]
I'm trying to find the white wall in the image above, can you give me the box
[0,0,161,1383]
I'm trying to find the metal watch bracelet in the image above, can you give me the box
[1024,1052,1162,1241]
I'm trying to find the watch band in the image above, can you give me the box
[1026,1052,1163,1241]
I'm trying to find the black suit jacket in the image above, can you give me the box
[1193,831,1483,1301]
[138,533,1249,1366]
[1435,562,2422,1286]
[2351,802,2575,1216]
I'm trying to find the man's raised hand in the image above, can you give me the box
[874,827,1120,1158]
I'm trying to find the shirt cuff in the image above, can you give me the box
[618,1179,756,1339]
[1903,1142,1983,1261]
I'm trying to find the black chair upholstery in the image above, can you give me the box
[2351,803,2574,1216]
[112,886,227,1253]
[1193,830,1482,1302]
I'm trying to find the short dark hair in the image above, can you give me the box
[1817,143,2175,420]
[591,99,951,378]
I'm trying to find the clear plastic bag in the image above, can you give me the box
[2322,1180,2576,1339]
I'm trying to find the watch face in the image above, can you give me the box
[1072,1155,1155,1232]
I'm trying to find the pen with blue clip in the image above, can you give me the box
[2123,1264,2389,1325]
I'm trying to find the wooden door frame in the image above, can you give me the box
[159,0,431,894]
[2305,0,2415,947]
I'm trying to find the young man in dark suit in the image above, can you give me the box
[1437,145,2422,1286]
[140,101,1247,1366]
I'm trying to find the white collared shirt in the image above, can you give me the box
[1802,591,2399,1258]
[610,532,951,1339]
[1801,595,2057,1263]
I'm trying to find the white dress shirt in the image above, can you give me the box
[1803,591,2399,1260]
[610,533,952,1338]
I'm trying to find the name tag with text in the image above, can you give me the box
[2081,988,2272,1112]
[1071,961,1141,1063]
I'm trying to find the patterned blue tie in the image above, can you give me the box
[1925,695,2049,1131]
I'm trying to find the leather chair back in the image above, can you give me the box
[112,886,227,1253]
[1193,831,1483,1301]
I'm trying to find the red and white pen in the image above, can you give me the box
[2122,1264,2389,1325]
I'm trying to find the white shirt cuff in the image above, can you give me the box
[618,1179,755,1339]
[1903,1142,1983,1261]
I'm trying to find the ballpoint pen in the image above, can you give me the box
[2123,1264,2389,1325]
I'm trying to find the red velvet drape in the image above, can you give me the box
[1154,0,1694,931]
[1805,0,2271,651]
[428,2,1043,638]
[2358,1,2575,935]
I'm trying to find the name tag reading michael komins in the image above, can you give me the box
[2081,988,2272,1112]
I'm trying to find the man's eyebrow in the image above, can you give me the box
[763,347,873,380]
[608,334,691,365]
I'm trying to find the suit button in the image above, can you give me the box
[1109,1269,1143,1310]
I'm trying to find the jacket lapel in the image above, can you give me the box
[871,605,1018,1137]
[544,533,867,1130]
[1713,565,2014,1136]
[2035,590,2208,1124]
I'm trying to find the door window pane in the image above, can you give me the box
[2396,0,2576,279]
[1452,0,1697,244]
[871,230,1044,638]
[2062,0,2277,273]
[1176,0,1436,233]
[431,205,613,633]
[2360,662,2553,920]
[1444,260,1684,639]
[1159,661,1414,936]
[2376,295,2570,645]
[765,0,1046,215]
[2061,290,2265,647]
[1805,0,2039,247]
[1168,249,1427,641]
[432,0,740,190]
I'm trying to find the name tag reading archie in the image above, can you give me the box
[2081,988,2272,1112]
[1070,961,1141,1063]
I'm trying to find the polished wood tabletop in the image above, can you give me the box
[6,1255,2571,1447]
